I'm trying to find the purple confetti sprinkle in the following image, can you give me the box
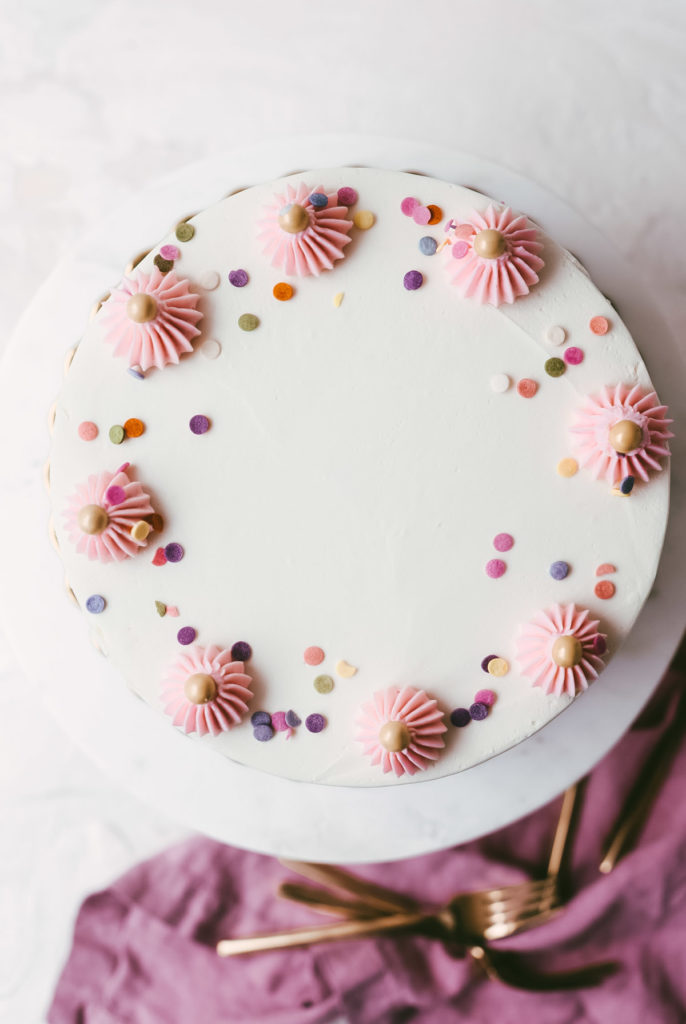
[231,641,252,661]
[481,654,497,673]
[105,485,126,506]
[305,713,326,733]
[593,635,607,656]
[549,560,570,580]
[337,186,358,206]
[272,711,288,732]
[189,414,210,435]
[160,244,180,261]
[285,710,301,728]
[485,558,507,579]
[450,707,471,728]
[177,626,196,646]
[309,192,328,209]
[403,270,423,291]
[85,594,106,614]
[164,542,184,563]
[254,724,274,742]
[251,711,272,727]
[229,269,249,287]
[469,702,489,721]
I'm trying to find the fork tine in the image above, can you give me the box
[483,904,561,941]
[482,876,557,903]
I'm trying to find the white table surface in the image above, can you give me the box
[2,3,686,1022]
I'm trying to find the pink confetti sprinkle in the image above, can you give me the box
[493,532,514,552]
[474,689,496,706]
[105,485,126,505]
[304,645,325,666]
[167,606,179,617]
[400,197,419,216]
[596,563,617,577]
[452,240,470,259]
[412,205,431,225]
[272,711,289,732]
[485,558,507,579]
[160,244,180,261]
[152,548,167,566]
[453,223,474,240]
[590,316,610,336]
[564,346,584,365]
[78,421,98,441]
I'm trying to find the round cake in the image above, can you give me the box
[46,166,672,786]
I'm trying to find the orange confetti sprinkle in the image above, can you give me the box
[427,204,443,225]
[123,417,145,438]
[273,282,294,301]
[590,315,610,336]
[596,563,617,577]
[557,457,579,478]
[517,378,538,399]
[595,580,616,600]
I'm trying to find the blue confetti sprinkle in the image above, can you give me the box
[254,724,274,742]
[309,192,328,209]
[549,560,570,580]
[251,711,272,727]
[419,236,438,255]
[85,594,106,614]
[285,710,301,728]
[621,475,635,494]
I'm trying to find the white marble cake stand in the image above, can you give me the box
[1,136,684,864]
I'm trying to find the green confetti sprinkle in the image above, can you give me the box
[154,255,174,273]
[238,313,259,332]
[545,357,566,378]
[175,222,195,242]
[155,601,167,617]
[314,674,334,694]
[109,424,125,444]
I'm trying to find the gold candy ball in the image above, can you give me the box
[378,720,412,753]
[278,203,310,234]
[608,419,643,454]
[183,673,217,705]
[551,635,583,669]
[77,504,109,535]
[126,292,158,324]
[473,228,507,260]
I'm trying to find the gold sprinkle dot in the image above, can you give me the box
[131,520,152,542]
[557,457,579,478]
[353,210,375,230]
[487,657,509,678]
[333,292,344,308]
[335,659,358,678]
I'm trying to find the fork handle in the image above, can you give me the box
[547,783,582,878]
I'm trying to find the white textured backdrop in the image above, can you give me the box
[1,1,685,1020]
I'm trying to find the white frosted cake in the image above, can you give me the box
[47,167,672,786]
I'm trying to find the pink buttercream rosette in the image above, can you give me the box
[64,464,154,563]
[446,205,544,306]
[570,383,673,485]
[258,182,353,276]
[161,645,253,736]
[516,603,606,698]
[356,686,447,777]
[101,267,202,371]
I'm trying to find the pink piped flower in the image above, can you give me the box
[356,686,447,777]
[258,182,353,277]
[101,267,203,371]
[445,205,544,306]
[570,383,673,485]
[516,603,607,698]
[161,645,253,736]
[64,465,155,563]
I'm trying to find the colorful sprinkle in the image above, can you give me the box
[189,414,210,435]
[305,713,326,733]
[517,378,538,399]
[337,187,358,206]
[251,711,271,727]
[309,192,328,209]
[231,641,252,661]
[487,657,509,678]
[238,313,259,331]
[335,660,358,678]
[550,560,570,580]
[167,606,179,617]
[160,244,179,261]
[557,457,579,478]
[450,708,471,728]
[545,357,566,378]
[490,373,511,393]
[593,635,607,655]
[493,532,514,552]
[164,542,184,563]
[620,476,635,495]
[272,711,289,731]
[314,674,334,694]
[453,223,473,240]
[595,580,616,600]
[304,646,325,666]
[131,520,151,542]
[333,292,344,308]
[153,255,174,273]
[596,563,617,577]
[412,205,431,226]
[353,210,375,230]
[427,204,442,225]
[485,558,507,579]
[199,270,220,290]
[401,197,419,216]
[590,316,610,335]
[123,418,144,438]
[127,366,145,380]
[148,513,164,533]
[273,282,294,301]
[545,325,566,346]
[78,421,98,441]
[175,222,195,242]
[177,626,196,645]
[105,485,126,505]
[109,425,125,444]
[419,236,438,255]
[474,689,496,706]
[452,240,470,259]
[200,339,222,359]
[564,346,584,365]
[85,594,106,614]
[229,269,249,287]
[285,710,301,728]
[254,724,274,742]
[470,702,489,721]
[152,547,167,566]
[481,655,497,673]
[155,601,166,617]
[403,270,423,291]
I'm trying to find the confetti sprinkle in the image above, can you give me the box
[564,346,584,365]
[481,655,497,673]
[474,689,496,706]
[160,244,180,261]
[78,421,98,441]
[155,601,166,617]
[557,457,579,478]
[105,485,126,505]
[131,520,151,542]
[285,710,301,728]
[304,646,325,666]
[590,315,610,335]
[109,424,125,444]
[272,711,289,731]
[427,204,442,225]
[545,325,566,346]
[199,270,220,290]
[148,513,164,532]
[596,563,617,577]
[333,292,344,308]
[485,558,507,579]
[550,560,570,580]
[595,580,616,599]
[335,660,358,678]
[305,713,326,733]
[593,635,607,655]
[254,724,274,742]
[337,187,358,206]
[419,236,438,255]
[85,594,106,614]
[353,210,375,230]
[516,378,538,399]
[154,255,174,273]
[189,414,210,435]
[450,708,471,727]
[403,270,423,291]
[309,192,328,209]
[229,269,249,287]
[251,711,271,727]
[127,366,145,380]
[164,542,184,563]
[470,702,489,721]
[401,197,419,216]
[412,205,431,226]
[200,339,222,359]
[452,240,470,259]
[238,313,259,331]
[493,532,514,552]
[273,282,294,301]
[487,657,509,678]
[545,357,566,378]
[620,476,635,494]
[490,373,511,393]
[124,418,144,438]
[314,674,334,694]
[152,547,167,566]
[175,222,195,242]
[231,641,252,661]
[177,626,196,645]
[167,606,179,617]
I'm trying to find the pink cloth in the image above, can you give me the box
[49,668,686,1024]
